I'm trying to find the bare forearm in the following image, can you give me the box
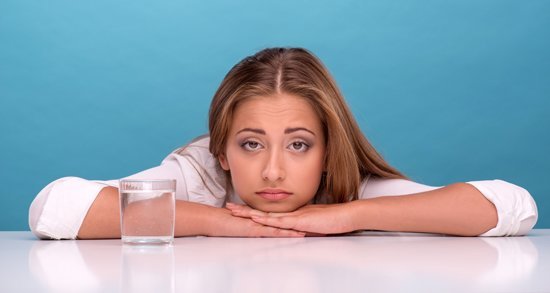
[354,183,498,236]
[78,186,219,239]
[78,187,121,239]
[174,200,231,237]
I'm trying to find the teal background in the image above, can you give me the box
[1,1,548,230]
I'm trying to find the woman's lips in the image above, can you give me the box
[256,189,292,201]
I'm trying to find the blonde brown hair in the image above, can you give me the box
[209,47,405,203]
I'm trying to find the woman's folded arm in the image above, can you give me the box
[358,178,538,236]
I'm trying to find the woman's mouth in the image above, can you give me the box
[255,189,292,201]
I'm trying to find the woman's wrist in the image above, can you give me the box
[175,200,221,237]
[349,199,377,232]
[202,206,233,237]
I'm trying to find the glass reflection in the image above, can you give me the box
[121,244,175,293]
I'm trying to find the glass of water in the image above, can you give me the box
[119,179,176,244]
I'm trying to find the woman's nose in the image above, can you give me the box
[261,150,285,182]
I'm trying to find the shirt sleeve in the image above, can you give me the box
[360,177,538,236]
[467,180,538,236]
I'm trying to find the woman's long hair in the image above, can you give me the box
[209,47,406,203]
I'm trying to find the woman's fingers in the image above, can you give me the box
[224,202,241,210]
[225,202,248,217]
[304,232,326,237]
[251,215,297,230]
[226,203,331,236]
[257,226,306,238]
[226,203,267,218]
[223,203,307,237]
[226,203,293,218]
[227,203,352,236]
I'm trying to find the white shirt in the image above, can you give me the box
[28,136,538,239]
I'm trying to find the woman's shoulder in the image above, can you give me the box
[171,134,211,156]
[165,134,228,204]
[166,134,221,176]
[359,175,439,198]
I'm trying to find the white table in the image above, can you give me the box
[1,230,549,293]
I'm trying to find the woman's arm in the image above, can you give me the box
[78,186,305,239]
[229,183,500,236]
[354,182,498,236]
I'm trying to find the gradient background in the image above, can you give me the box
[1,0,548,230]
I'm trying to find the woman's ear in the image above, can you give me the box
[218,154,230,171]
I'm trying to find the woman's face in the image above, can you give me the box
[219,93,326,212]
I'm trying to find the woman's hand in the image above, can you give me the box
[171,200,306,238]
[226,202,361,236]
[207,206,306,237]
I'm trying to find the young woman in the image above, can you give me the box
[29,47,538,239]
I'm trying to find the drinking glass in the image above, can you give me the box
[119,179,176,244]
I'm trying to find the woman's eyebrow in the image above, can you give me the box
[284,127,316,136]
[236,128,265,135]
[236,127,316,136]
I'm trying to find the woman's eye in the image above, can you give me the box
[288,141,309,152]
[241,141,262,151]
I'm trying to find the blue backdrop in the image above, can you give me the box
[1,0,548,230]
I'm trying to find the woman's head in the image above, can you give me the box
[209,47,405,211]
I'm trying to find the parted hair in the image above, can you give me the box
[209,47,405,203]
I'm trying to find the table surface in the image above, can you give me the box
[1,230,549,293]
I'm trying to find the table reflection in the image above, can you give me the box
[28,233,538,292]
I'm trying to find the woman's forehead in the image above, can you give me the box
[231,94,323,133]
